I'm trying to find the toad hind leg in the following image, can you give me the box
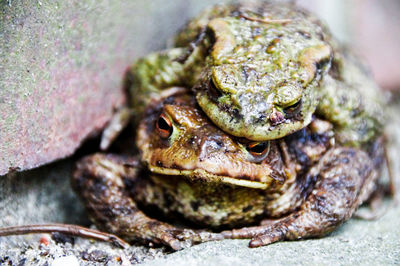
[72,153,222,250]
[223,147,379,248]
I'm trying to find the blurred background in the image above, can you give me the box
[0,0,399,264]
[298,0,400,91]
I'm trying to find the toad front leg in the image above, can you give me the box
[222,147,379,247]
[72,153,222,250]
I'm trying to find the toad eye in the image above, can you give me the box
[204,26,217,52]
[316,58,331,74]
[156,113,173,138]
[246,141,270,157]
[209,78,222,99]
[283,99,302,116]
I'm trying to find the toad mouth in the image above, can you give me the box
[148,165,270,189]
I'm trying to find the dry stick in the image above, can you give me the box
[0,223,130,249]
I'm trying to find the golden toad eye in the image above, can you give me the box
[283,99,302,116]
[209,78,222,99]
[246,141,270,157]
[156,113,173,138]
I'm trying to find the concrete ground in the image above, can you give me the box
[143,204,400,266]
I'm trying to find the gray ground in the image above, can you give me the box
[0,99,399,265]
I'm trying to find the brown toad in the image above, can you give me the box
[73,90,385,250]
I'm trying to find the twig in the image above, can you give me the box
[0,223,130,249]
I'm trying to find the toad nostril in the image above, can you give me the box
[269,110,285,126]
[199,137,225,156]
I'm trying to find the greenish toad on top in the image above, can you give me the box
[109,1,383,148]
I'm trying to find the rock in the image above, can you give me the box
[0,0,128,175]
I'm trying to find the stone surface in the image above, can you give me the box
[143,206,400,265]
